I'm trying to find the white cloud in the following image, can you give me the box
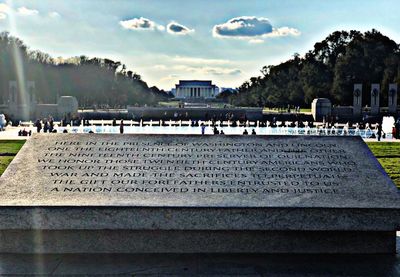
[199,67,242,76]
[213,16,300,42]
[0,3,10,13]
[169,64,241,76]
[48,11,60,18]
[249,38,264,44]
[167,21,194,35]
[154,64,167,70]
[161,74,180,82]
[268,27,301,37]
[17,6,39,16]
[0,3,10,19]
[172,56,231,65]
[213,16,273,38]
[119,17,164,31]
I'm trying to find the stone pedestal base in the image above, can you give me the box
[0,230,395,254]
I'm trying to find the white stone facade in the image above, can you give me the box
[175,80,217,99]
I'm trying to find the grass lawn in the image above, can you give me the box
[0,140,25,176]
[0,140,399,189]
[0,140,25,154]
[366,142,400,188]
[158,101,180,107]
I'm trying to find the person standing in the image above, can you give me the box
[35,120,42,133]
[201,123,206,135]
[377,123,382,142]
[43,120,49,133]
[213,126,219,135]
[120,120,124,134]
[49,118,54,133]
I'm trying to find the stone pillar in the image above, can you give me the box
[27,81,36,119]
[388,84,397,113]
[370,84,380,115]
[8,80,30,121]
[9,81,17,104]
[353,84,362,116]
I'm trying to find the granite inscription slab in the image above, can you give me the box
[1,134,399,207]
[0,134,399,254]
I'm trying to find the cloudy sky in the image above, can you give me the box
[0,0,399,90]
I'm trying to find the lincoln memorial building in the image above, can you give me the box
[174,80,218,99]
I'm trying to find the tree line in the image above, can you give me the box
[230,29,400,108]
[0,32,171,108]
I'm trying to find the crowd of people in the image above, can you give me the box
[199,123,257,136]
[8,114,400,141]
[34,118,55,133]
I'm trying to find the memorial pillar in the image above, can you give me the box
[370,84,380,115]
[388,83,397,114]
[9,81,17,104]
[353,84,362,116]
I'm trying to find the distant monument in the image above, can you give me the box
[370,84,380,115]
[8,80,37,121]
[388,83,398,114]
[174,80,218,99]
[1,80,79,122]
[352,84,362,116]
